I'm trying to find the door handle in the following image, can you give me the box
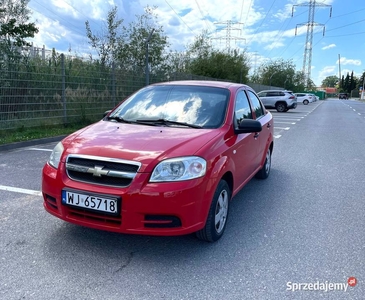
[267,123,271,128]
[254,133,260,139]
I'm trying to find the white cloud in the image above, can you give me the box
[337,57,362,66]
[316,65,337,85]
[322,44,336,50]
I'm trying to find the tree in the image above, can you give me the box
[85,6,124,67]
[116,6,169,73]
[0,0,38,48]
[321,75,338,87]
[85,5,169,73]
[256,59,306,92]
[184,31,250,82]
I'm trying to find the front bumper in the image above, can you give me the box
[42,162,215,236]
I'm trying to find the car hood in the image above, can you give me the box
[61,120,220,172]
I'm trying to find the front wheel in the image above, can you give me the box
[303,100,309,105]
[196,180,231,242]
[255,148,271,179]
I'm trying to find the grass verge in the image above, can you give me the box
[0,122,90,145]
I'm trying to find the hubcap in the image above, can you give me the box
[215,189,228,234]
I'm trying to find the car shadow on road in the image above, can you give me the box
[42,168,292,275]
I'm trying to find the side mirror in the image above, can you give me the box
[235,119,262,134]
[103,110,112,118]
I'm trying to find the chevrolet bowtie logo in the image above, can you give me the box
[87,165,109,177]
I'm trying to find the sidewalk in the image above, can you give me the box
[0,135,66,152]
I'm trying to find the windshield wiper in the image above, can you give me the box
[107,116,133,123]
[136,118,202,128]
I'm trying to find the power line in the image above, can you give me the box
[30,1,87,37]
[246,0,277,46]
[326,18,365,32]
[194,0,212,32]
[164,0,196,34]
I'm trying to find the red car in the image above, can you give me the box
[42,81,274,242]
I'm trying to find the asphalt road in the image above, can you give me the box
[0,99,364,299]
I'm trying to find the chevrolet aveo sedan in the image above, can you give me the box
[42,81,274,242]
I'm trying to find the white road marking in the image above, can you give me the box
[358,113,361,115]
[274,135,282,139]
[274,121,296,124]
[0,185,42,196]
[353,109,356,111]
[273,117,302,121]
[27,148,53,152]
[275,127,290,130]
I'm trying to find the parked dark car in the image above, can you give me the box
[339,93,348,100]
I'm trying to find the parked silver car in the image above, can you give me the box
[257,90,297,112]
[295,93,314,105]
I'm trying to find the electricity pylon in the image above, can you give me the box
[293,0,332,87]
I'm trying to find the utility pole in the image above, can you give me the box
[212,20,245,52]
[338,53,342,88]
[293,0,332,88]
[145,28,155,86]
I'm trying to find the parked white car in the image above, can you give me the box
[295,93,314,105]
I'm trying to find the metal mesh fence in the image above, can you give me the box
[0,47,279,132]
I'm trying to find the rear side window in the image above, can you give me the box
[247,90,265,119]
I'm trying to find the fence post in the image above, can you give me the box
[112,61,116,107]
[61,54,67,125]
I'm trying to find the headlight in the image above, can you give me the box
[48,142,64,169]
[150,156,206,182]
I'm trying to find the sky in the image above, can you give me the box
[27,0,365,87]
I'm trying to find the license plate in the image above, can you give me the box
[62,190,119,214]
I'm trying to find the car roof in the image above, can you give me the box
[258,90,288,92]
[152,80,251,90]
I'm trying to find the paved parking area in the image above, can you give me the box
[1,99,363,300]
[270,100,323,139]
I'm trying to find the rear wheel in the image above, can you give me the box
[275,102,287,112]
[303,100,309,105]
[255,148,271,179]
[196,180,231,242]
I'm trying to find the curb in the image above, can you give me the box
[0,135,67,152]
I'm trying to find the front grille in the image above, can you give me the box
[66,154,141,187]
[67,206,121,227]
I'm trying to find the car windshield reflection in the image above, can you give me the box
[110,85,230,128]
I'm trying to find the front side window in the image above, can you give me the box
[234,90,253,126]
[109,85,230,129]
[247,90,265,119]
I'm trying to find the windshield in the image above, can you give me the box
[108,85,230,129]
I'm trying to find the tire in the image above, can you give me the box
[303,100,309,105]
[196,180,231,242]
[255,148,271,179]
[275,102,287,112]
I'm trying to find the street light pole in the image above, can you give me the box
[145,28,155,86]
[269,72,276,87]
[361,76,365,100]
